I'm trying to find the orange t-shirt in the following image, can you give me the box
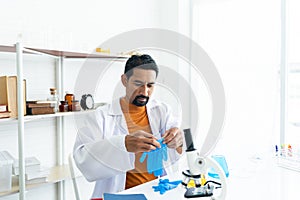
[120,98,156,189]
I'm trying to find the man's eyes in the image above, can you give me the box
[133,82,155,87]
[147,83,155,88]
[134,83,143,86]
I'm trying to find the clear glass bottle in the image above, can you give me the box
[47,88,59,112]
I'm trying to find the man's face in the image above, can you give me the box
[122,68,156,106]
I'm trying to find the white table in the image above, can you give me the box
[120,156,300,200]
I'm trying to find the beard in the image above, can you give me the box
[132,95,149,107]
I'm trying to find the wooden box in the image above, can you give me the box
[0,76,26,117]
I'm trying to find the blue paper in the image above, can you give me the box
[139,138,168,177]
[103,193,147,200]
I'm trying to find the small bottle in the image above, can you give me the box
[71,100,81,111]
[65,92,74,111]
[287,144,292,157]
[59,101,69,112]
[47,88,59,112]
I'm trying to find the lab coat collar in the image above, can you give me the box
[108,97,160,116]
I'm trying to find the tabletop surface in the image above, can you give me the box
[120,155,300,200]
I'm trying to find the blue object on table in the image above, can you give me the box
[207,155,229,179]
[152,179,182,195]
[103,193,147,200]
[140,138,168,177]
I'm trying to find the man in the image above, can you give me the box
[73,54,183,198]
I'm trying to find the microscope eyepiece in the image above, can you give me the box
[184,128,196,152]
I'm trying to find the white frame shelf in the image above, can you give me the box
[0,165,70,197]
[0,109,95,124]
[0,43,125,200]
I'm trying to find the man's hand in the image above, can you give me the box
[125,130,161,153]
[162,127,183,153]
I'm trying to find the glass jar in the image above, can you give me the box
[65,92,74,111]
[47,88,59,112]
[59,101,69,112]
[71,100,81,111]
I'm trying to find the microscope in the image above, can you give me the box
[182,129,227,199]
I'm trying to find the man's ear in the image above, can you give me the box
[121,74,127,86]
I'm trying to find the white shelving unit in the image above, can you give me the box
[0,43,127,200]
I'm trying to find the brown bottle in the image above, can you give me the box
[65,92,74,111]
[59,101,68,112]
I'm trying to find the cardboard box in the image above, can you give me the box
[0,76,26,117]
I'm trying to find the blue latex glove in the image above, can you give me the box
[152,179,182,194]
[140,138,168,177]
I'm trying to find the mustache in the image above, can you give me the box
[135,95,148,99]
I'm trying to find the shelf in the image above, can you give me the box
[0,109,95,124]
[276,156,300,173]
[0,42,114,199]
[0,45,129,59]
[26,47,129,59]
[0,165,70,197]
[291,122,300,127]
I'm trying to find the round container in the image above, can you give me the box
[71,100,81,111]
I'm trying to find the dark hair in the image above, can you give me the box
[124,54,159,78]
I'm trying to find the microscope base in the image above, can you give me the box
[184,187,213,198]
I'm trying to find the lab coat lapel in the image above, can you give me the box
[147,100,162,138]
[109,98,129,134]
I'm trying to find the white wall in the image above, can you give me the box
[0,0,180,52]
[191,0,281,176]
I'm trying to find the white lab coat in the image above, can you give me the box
[73,98,181,198]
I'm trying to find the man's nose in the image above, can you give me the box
[139,84,149,96]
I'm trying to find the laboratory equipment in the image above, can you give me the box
[182,129,227,199]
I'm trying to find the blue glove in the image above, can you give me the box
[140,138,168,177]
[152,179,182,194]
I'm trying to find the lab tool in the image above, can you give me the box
[182,129,227,200]
[140,138,167,177]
